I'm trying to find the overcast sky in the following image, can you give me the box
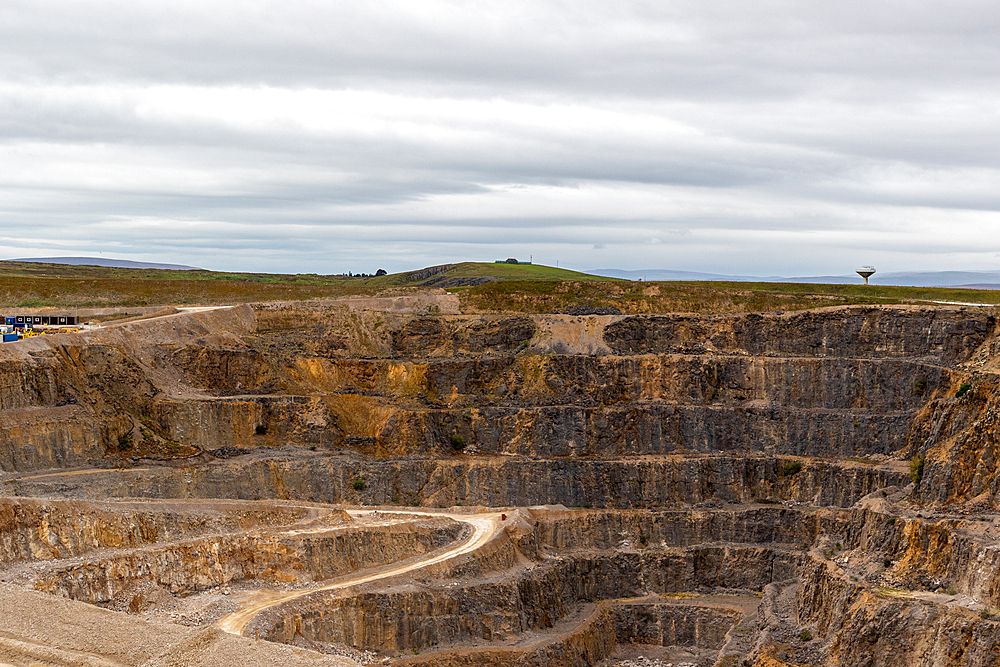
[1,1,998,275]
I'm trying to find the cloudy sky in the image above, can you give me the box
[1,1,998,275]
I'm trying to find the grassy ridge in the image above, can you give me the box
[0,260,614,308]
[425,262,614,282]
[0,276,375,308]
[0,259,996,311]
[700,280,1000,302]
[0,260,391,308]
[460,279,1000,314]
[0,260,356,284]
[0,260,602,285]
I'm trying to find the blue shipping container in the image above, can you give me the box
[2,333,18,342]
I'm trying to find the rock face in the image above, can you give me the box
[603,309,995,363]
[387,598,746,667]
[1,304,988,474]
[0,497,307,564]
[7,453,908,509]
[254,551,759,651]
[0,306,258,470]
[31,516,464,603]
[795,559,1000,667]
[2,300,1000,666]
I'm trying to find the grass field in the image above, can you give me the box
[0,260,605,285]
[0,260,614,308]
[410,262,615,282]
[0,260,362,285]
[458,278,1000,314]
[0,259,996,312]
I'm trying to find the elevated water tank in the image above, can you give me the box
[856,266,876,285]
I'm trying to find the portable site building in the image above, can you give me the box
[9,315,77,326]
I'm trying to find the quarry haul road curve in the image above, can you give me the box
[215,509,501,637]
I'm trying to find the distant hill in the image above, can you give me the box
[381,262,618,287]
[588,268,785,282]
[872,271,1000,288]
[588,268,1000,288]
[10,257,202,271]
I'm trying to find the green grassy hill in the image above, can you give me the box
[0,259,613,308]
[0,258,996,312]
[428,262,613,282]
[0,259,606,285]
[378,262,617,286]
[459,278,1000,314]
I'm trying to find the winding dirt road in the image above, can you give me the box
[215,509,501,636]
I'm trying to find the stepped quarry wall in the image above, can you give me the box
[0,306,256,471]
[603,309,995,362]
[5,454,909,509]
[796,558,1000,667]
[390,600,744,667]
[253,548,777,651]
[313,355,951,411]
[532,506,823,551]
[0,304,994,485]
[31,517,465,604]
[0,497,307,564]
[1,300,999,666]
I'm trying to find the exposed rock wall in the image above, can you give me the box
[0,343,150,470]
[832,506,1000,609]
[640,547,805,593]
[611,602,740,649]
[0,497,307,564]
[392,316,535,356]
[0,304,994,474]
[795,557,1000,667]
[907,375,1000,507]
[393,603,621,667]
[0,405,114,470]
[0,306,257,471]
[604,309,996,363]
[310,355,951,411]
[151,395,341,448]
[379,404,916,457]
[533,507,821,551]
[140,396,919,458]
[255,549,776,651]
[7,455,908,509]
[32,518,465,603]
[392,601,743,667]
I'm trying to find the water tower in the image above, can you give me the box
[856,266,876,285]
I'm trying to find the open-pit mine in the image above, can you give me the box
[2,292,1000,667]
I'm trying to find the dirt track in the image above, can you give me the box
[215,510,501,636]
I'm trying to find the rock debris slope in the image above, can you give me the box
[0,301,998,666]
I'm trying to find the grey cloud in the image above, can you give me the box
[2,2,996,95]
[0,0,998,274]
